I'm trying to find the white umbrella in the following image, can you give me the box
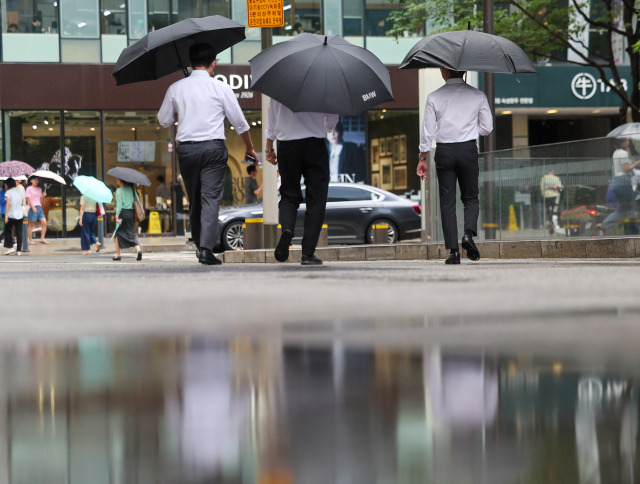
[0,175,27,181]
[29,170,66,185]
[606,122,640,140]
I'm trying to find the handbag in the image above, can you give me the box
[131,186,145,223]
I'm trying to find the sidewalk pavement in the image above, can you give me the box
[11,234,639,262]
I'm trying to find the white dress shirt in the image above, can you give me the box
[419,78,493,152]
[265,100,339,141]
[158,70,250,142]
[612,148,630,177]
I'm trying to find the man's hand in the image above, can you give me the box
[246,148,259,166]
[265,151,277,165]
[417,160,429,179]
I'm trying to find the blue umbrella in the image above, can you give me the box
[73,176,113,203]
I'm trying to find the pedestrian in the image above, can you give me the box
[540,169,563,234]
[244,165,262,204]
[113,178,142,261]
[2,178,25,256]
[155,175,172,231]
[26,175,49,245]
[158,42,258,265]
[0,180,7,244]
[265,99,339,266]
[600,138,640,234]
[79,194,101,255]
[416,68,493,264]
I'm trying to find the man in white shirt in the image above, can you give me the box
[158,43,258,265]
[264,100,339,265]
[417,69,493,265]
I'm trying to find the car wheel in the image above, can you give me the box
[366,219,398,244]
[222,221,244,250]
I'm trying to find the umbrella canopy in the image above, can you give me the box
[107,167,151,186]
[399,30,537,74]
[0,160,35,178]
[29,170,67,185]
[249,33,393,115]
[112,15,246,86]
[606,123,640,140]
[73,176,114,204]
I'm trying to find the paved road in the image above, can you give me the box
[2,251,639,351]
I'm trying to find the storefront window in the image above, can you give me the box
[101,0,127,62]
[272,0,321,36]
[1,0,60,62]
[60,0,100,38]
[104,111,175,234]
[128,0,148,42]
[343,0,363,37]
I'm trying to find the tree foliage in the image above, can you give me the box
[387,0,640,123]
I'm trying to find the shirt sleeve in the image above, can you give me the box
[158,85,176,128]
[221,84,250,134]
[419,97,436,153]
[477,93,493,137]
[265,99,277,141]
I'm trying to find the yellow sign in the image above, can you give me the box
[148,211,162,234]
[247,0,285,28]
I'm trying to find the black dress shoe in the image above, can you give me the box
[461,234,480,261]
[199,248,222,265]
[301,254,323,266]
[274,229,293,262]
[445,252,460,264]
[195,247,200,260]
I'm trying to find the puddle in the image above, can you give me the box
[1,336,638,483]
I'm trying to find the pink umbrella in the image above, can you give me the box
[0,160,35,178]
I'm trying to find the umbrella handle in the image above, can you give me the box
[172,41,189,78]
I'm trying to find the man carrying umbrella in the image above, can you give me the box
[416,68,493,264]
[158,43,258,265]
[265,100,338,266]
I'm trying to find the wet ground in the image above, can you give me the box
[1,255,640,483]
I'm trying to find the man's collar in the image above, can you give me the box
[190,69,210,76]
[446,78,465,84]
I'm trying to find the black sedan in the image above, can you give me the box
[216,183,422,250]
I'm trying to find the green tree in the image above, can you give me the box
[387,0,640,124]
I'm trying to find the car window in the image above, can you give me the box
[327,186,381,202]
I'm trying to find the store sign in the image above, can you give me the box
[489,65,632,108]
[212,67,261,109]
[246,0,285,28]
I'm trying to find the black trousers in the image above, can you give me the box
[277,137,329,256]
[434,140,479,249]
[3,217,23,251]
[177,140,228,251]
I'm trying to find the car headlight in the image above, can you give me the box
[218,214,229,222]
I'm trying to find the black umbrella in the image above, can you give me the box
[400,30,537,74]
[249,33,393,116]
[107,167,151,186]
[112,15,245,86]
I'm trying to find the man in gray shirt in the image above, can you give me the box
[243,165,262,204]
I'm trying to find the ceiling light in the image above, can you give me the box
[546,109,558,114]
[44,119,49,125]
[90,127,95,131]
[382,109,387,113]
[104,10,111,16]
[380,115,384,119]
[592,109,601,114]
[283,4,291,10]
[32,125,37,130]
[131,127,136,131]
[48,128,54,131]
[77,22,87,28]
[257,120,262,124]
[230,126,235,130]
[53,1,58,5]
[251,121,256,126]
[501,110,512,115]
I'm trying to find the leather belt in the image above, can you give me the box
[179,139,223,145]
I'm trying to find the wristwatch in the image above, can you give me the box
[265,148,275,154]
[419,155,427,161]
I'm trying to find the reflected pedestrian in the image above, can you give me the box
[26,175,48,245]
[158,42,258,265]
[265,99,339,265]
[3,178,25,256]
[243,165,262,204]
[79,194,101,255]
[417,68,493,264]
[540,169,563,234]
[113,178,142,261]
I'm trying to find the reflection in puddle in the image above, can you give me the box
[1,338,638,483]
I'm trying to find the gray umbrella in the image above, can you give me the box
[400,30,537,74]
[112,16,245,86]
[607,123,640,140]
[249,33,393,116]
[107,167,151,186]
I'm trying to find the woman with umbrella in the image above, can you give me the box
[113,178,142,261]
[79,194,102,255]
[26,175,49,245]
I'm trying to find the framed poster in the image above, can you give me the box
[370,138,379,172]
[393,165,407,190]
[392,135,400,164]
[399,134,407,163]
[371,172,380,187]
[385,137,393,156]
[380,157,393,190]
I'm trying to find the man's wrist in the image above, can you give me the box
[419,155,427,161]
[265,148,275,154]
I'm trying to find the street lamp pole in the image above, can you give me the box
[483,0,497,240]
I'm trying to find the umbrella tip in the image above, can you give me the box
[467,21,471,30]
[324,36,328,45]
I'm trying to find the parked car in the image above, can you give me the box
[216,183,422,250]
